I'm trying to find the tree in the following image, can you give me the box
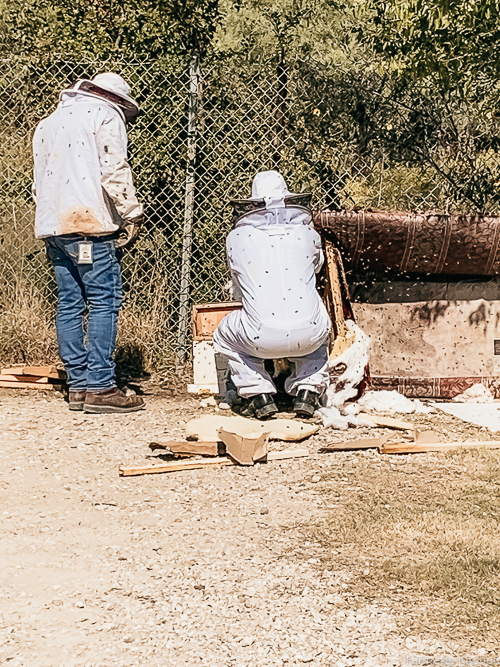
[0,0,222,59]
[216,0,362,68]
[362,0,500,95]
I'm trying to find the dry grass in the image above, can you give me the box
[0,279,59,365]
[0,237,180,374]
[0,194,182,372]
[298,447,500,648]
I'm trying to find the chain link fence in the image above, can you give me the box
[2,53,500,371]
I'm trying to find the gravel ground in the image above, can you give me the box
[0,389,496,667]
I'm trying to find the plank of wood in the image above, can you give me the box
[0,374,51,383]
[320,437,388,452]
[120,456,233,476]
[415,430,441,444]
[380,440,500,454]
[0,380,57,390]
[119,447,309,476]
[149,440,220,456]
[267,448,309,460]
[1,366,65,379]
[361,415,414,431]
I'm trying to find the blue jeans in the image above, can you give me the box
[45,235,122,391]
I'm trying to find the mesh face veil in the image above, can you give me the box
[60,79,140,123]
[230,171,312,226]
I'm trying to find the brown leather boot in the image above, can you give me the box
[68,390,87,411]
[83,387,145,414]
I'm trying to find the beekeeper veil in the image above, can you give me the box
[58,72,140,123]
[230,170,312,228]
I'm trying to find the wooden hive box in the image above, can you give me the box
[192,302,242,340]
[189,302,242,394]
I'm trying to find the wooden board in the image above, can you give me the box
[120,456,233,476]
[320,436,390,452]
[325,241,347,341]
[0,380,57,390]
[381,440,500,454]
[415,430,441,444]
[119,447,309,476]
[192,302,242,340]
[185,415,319,442]
[1,365,66,380]
[0,374,51,384]
[267,448,309,460]
[149,440,220,456]
[361,415,414,431]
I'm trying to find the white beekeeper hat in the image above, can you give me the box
[250,170,291,207]
[91,73,138,109]
[59,71,140,123]
[230,169,312,226]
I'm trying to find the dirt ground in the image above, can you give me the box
[1,388,499,667]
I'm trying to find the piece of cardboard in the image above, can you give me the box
[218,429,269,465]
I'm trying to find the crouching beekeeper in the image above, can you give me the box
[213,170,331,419]
[32,73,145,414]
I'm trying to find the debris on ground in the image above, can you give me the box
[433,402,500,432]
[2,390,499,664]
[119,446,309,476]
[451,383,494,403]
[121,412,315,475]
[184,414,319,442]
[0,364,66,390]
[357,389,433,414]
[218,428,269,465]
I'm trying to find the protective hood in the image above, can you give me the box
[230,170,312,227]
[58,73,140,123]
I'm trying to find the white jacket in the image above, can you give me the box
[227,207,331,337]
[32,92,143,238]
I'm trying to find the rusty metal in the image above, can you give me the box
[315,210,500,276]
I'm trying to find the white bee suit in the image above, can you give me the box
[32,88,142,239]
[213,171,331,398]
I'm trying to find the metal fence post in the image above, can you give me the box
[176,50,201,370]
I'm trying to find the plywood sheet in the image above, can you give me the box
[185,415,319,442]
[352,278,500,378]
[1,365,65,379]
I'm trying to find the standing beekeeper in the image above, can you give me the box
[32,72,145,413]
[213,170,331,419]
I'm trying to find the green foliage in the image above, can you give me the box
[0,0,222,58]
[216,0,363,67]
[362,0,500,95]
